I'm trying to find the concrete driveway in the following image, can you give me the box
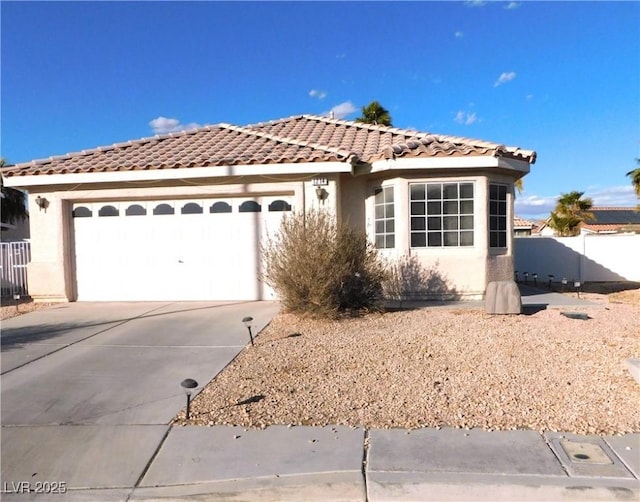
[1,301,279,494]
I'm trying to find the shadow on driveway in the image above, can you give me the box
[1,302,251,351]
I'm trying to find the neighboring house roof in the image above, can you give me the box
[1,115,536,178]
[514,216,537,229]
[536,207,640,234]
[581,207,640,233]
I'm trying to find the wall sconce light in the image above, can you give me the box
[315,186,327,204]
[312,177,328,205]
[35,196,49,211]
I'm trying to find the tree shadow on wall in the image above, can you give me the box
[383,255,460,310]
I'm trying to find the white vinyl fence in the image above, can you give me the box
[515,233,640,283]
[0,241,31,297]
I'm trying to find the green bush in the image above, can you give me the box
[262,209,388,317]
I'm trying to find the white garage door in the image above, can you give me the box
[72,197,291,301]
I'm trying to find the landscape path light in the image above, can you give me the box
[561,277,568,293]
[548,274,555,290]
[180,378,198,420]
[242,316,254,346]
[532,273,538,288]
[574,281,582,299]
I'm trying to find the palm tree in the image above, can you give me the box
[355,101,392,126]
[547,191,594,237]
[627,159,640,196]
[1,159,28,226]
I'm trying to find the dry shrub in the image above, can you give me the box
[262,209,388,317]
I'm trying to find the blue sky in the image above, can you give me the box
[2,1,638,219]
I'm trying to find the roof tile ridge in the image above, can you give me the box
[226,121,356,161]
[301,114,424,137]
[246,115,306,129]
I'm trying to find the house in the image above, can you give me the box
[536,207,640,236]
[580,207,640,234]
[0,114,536,302]
[513,216,538,236]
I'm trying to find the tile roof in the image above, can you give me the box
[250,115,536,163]
[1,114,536,178]
[514,216,537,228]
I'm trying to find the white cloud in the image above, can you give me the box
[454,110,478,125]
[504,2,521,9]
[455,31,464,38]
[336,53,347,59]
[149,116,200,135]
[515,194,557,219]
[309,89,327,100]
[587,185,637,207]
[465,1,486,7]
[526,94,534,101]
[325,101,358,119]
[494,71,516,87]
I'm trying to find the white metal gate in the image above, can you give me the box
[0,241,31,297]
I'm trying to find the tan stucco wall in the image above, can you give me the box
[360,172,518,300]
[338,175,367,229]
[26,195,72,301]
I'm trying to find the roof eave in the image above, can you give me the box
[366,154,531,174]
[2,161,353,189]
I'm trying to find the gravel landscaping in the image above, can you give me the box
[177,292,640,435]
[0,299,56,320]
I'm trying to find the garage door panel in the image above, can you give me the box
[73,198,289,301]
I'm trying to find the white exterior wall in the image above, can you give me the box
[515,234,640,282]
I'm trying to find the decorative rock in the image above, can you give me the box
[485,280,522,314]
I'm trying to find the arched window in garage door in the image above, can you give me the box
[153,203,175,215]
[125,204,147,216]
[73,206,92,218]
[268,200,292,212]
[210,201,232,213]
[181,202,203,214]
[98,205,119,217]
[239,201,261,213]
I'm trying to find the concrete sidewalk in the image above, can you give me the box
[2,425,637,501]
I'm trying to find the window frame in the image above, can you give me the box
[409,181,475,248]
[489,183,508,249]
[373,186,395,249]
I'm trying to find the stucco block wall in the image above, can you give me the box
[515,234,640,282]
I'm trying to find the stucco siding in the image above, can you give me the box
[338,175,366,230]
